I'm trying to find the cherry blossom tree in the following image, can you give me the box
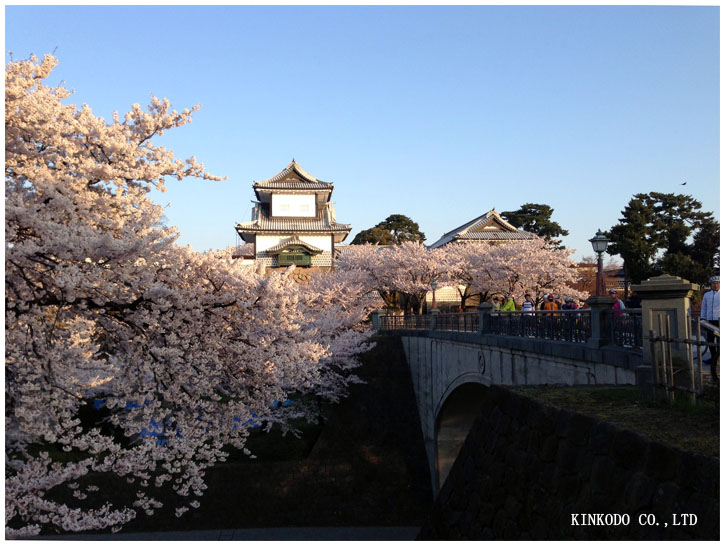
[334,245,401,309]
[382,242,453,314]
[337,242,452,314]
[444,242,496,308]
[466,239,588,306]
[6,55,371,537]
[300,266,378,390]
[340,239,588,314]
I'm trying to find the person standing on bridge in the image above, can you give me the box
[500,292,516,312]
[542,294,559,316]
[701,275,719,380]
[521,293,535,315]
[609,288,625,318]
[521,293,536,335]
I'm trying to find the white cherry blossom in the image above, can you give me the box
[5,55,371,537]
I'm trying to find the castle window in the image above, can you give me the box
[278,252,311,266]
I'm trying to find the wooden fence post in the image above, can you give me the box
[631,274,699,399]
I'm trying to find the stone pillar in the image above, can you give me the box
[631,275,699,380]
[430,308,440,331]
[371,309,382,331]
[477,302,494,335]
[585,296,611,348]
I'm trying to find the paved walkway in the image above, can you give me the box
[40,527,421,541]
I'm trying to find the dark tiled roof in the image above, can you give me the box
[463,212,520,234]
[236,218,350,233]
[254,179,332,191]
[334,244,393,256]
[265,236,324,255]
[253,159,332,191]
[236,202,350,234]
[428,208,538,248]
[454,231,538,241]
[236,217,350,234]
[231,243,255,259]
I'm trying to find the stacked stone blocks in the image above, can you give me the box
[419,386,719,540]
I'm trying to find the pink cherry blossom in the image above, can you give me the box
[5,55,372,537]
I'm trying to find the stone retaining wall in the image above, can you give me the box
[419,386,719,540]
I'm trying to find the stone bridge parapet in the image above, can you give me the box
[381,329,640,492]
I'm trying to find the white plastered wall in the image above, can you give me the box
[271,194,316,217]
[298,235,332,252]
[255,235,332,253]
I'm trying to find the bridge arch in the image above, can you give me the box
[396,331,638,494]
[434,372,491,422]
[434,379,490,491]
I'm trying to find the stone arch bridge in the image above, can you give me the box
[372,274,699,494]
[391,328,640,491]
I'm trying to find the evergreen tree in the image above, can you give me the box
[500,203,569,248]
[350,226,395,245]
[691,216,720,272]
[607,192,718,288]
[607,198,659,286]
[351,214,425,245]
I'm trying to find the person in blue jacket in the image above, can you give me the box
[701,275,720,379]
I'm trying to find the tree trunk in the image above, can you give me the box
[397,292,412,315]
[458,284,473,310]
[378,290,398,310]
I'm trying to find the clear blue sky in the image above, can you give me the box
[5,5,720,260]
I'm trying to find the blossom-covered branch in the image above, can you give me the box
[6,55,372,537]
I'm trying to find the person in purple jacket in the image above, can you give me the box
[609,288,625,317]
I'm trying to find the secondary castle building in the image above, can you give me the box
[427,208,538,249]
[235,160,351,268]
[426,208,539,310]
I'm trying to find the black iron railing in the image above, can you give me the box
[434,312,479,333]
[608,309,642,349]
[379,314,431,330]
[377,308,648,349]
[487,310,591,344]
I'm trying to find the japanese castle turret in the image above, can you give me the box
[235,160,351,268]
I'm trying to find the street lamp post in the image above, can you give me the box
[589,229,610,297]
[431,280,438,310]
